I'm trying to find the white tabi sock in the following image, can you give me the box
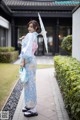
[29,106,37,113]
[24,106,37,115]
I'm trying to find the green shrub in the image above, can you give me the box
[61,35,72,55]
[54,56,80,120]
[0,47,15,52]
[0,47,19,63]
[0,51,19,63]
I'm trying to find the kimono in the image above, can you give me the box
[19,32,38,108]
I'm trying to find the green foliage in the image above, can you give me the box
[0,51,19,63]
[54,56,80,120]
[0,47,15,52]
[61,35,72,55]
[0,47,19,63]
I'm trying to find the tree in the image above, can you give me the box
[61,35,72,55]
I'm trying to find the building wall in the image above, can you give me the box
[0,16,11,47]
[72,7,80,61]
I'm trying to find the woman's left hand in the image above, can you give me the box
[19,36,25,40]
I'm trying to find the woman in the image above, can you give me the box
[19,20,39,117]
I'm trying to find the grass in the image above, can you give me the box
[37,64,54,69]
[0,63,19,110]
[0,63,53,110]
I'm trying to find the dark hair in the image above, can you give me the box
[27,20,39,32]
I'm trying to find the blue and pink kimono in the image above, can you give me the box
[19,32,38,108]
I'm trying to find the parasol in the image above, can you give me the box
[38,13,48,53]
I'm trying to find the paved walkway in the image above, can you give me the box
[14,56,54,65]
[13,57,69,120]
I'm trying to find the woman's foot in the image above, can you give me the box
[22,106,31,112]
[24,110,38,117]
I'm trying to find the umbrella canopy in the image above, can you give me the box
[38,13,48,53]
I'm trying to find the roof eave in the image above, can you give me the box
[8,5,75,11]
[0,0,12,16]
[12,11,72,18]
[72,4,80,13]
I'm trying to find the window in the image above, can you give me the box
[0,27,8,46]
[59,26,72,47]
[18,26,27,38]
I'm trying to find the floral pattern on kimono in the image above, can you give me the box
[19,32,38,108]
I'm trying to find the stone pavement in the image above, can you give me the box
[14,56,54,65]
[13,57,69,120]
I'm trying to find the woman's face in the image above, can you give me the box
[28,23,36,33]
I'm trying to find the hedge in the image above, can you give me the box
[54,56,80,120]
[0,47,15,52]
[0,47,19,63]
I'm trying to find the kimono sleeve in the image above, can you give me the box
[20,33,33,62]
[32,36,38,54]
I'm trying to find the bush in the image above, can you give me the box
[0,47,15,52]
[0,47,19,63]
[61,35,72,55]
[54,55,80,120]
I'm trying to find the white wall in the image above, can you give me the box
[0,16,11,46]
[0,16,9,29]
[72,7,80,61]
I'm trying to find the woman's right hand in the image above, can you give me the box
[20,59,25,67]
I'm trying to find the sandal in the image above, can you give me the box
[24,111,38,117]
[22,106,31,112]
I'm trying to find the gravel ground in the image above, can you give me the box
[2,80,23,120]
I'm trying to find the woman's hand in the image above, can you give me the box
[20,62,25,68]
[19,36,25,40]
[20,59,25,67]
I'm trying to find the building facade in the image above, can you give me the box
[0,0,12,47]
[0,0,80,55]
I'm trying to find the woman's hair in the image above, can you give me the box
[27,20,39,32]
